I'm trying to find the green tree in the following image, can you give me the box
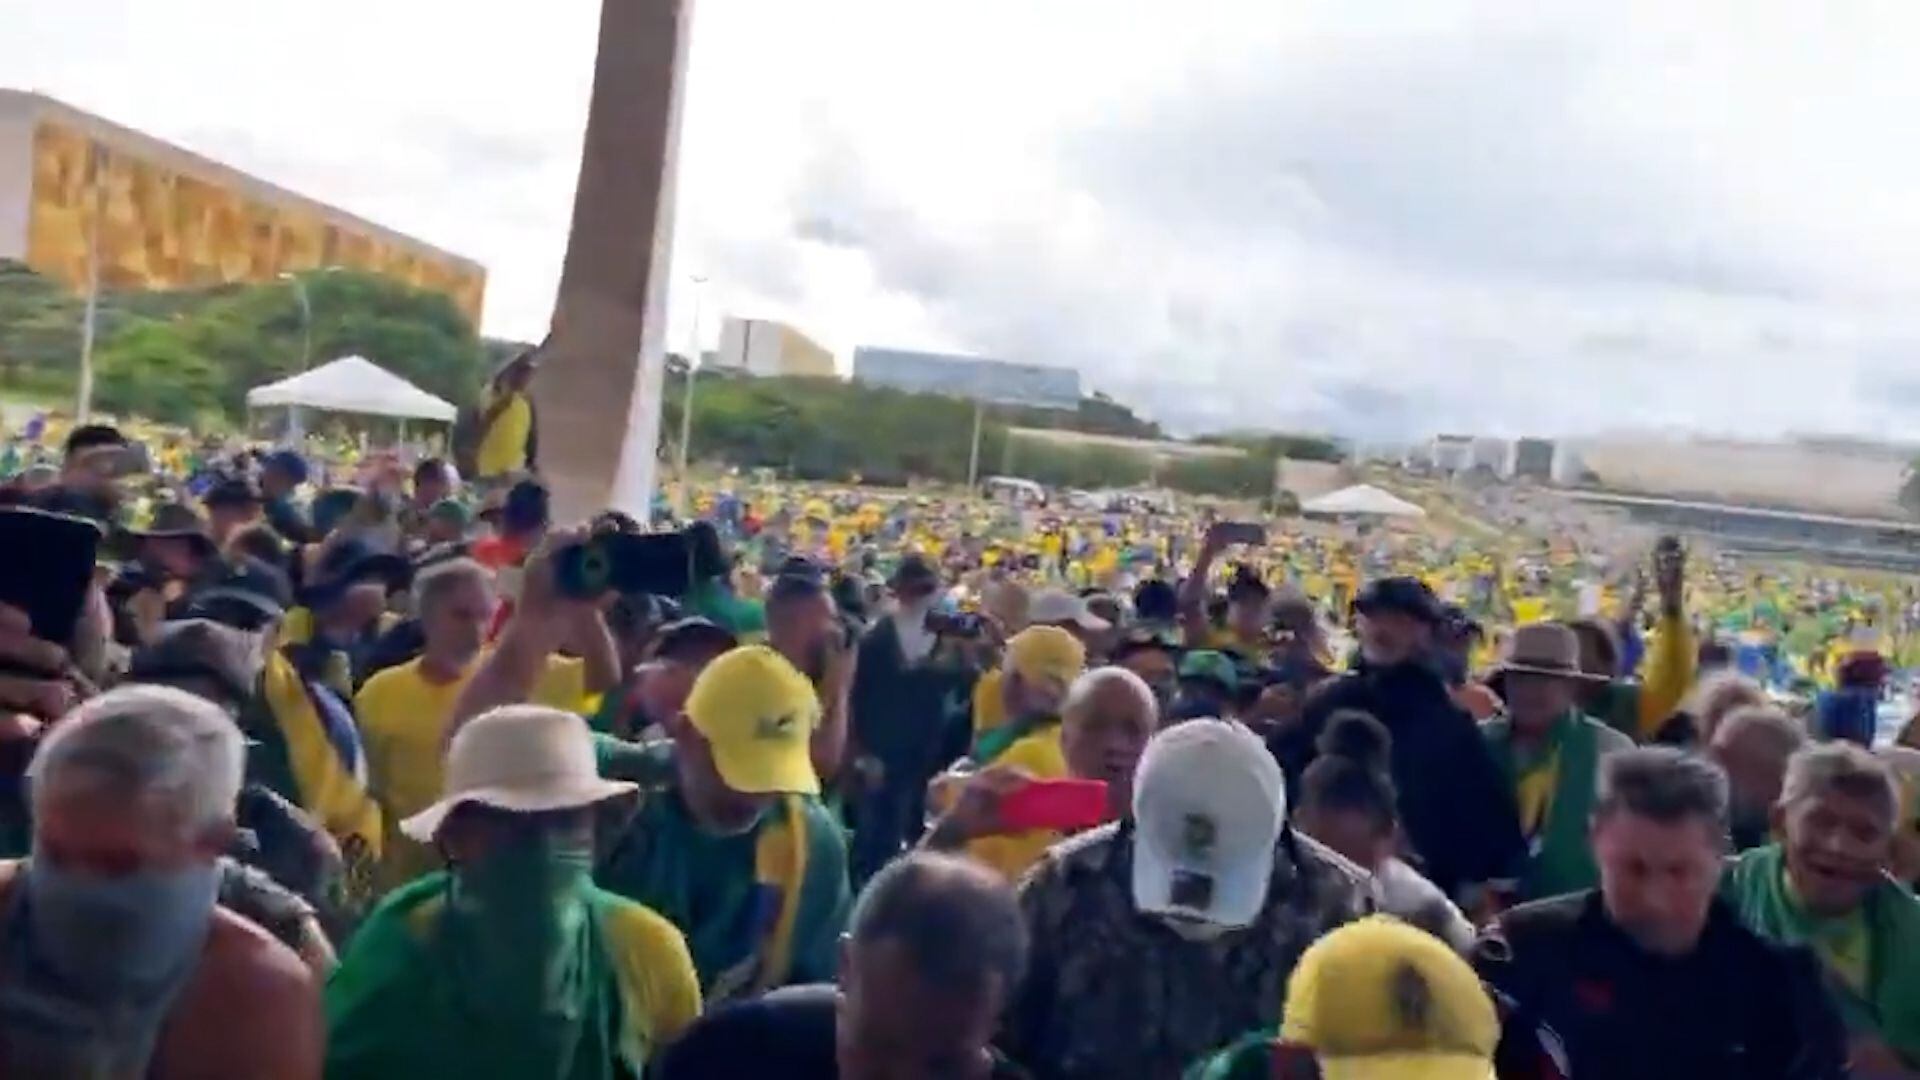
[93,321,226,424]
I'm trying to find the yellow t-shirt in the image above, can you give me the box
[966,724,1070,883]
[599,898,705,1061]
[357,653,592,893]
[356,658,466,892]
[476,390,532,478]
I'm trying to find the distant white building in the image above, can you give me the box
[1469,437,1508,473]
[1430,435,1474,473]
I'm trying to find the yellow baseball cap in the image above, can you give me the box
[1279,916,1497,1080]
[684,646,821,796]
[1005,626,1086,690]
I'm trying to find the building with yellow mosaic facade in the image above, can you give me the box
[0,90,485,323]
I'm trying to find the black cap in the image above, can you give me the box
[299,537,412,609]
[183,556,294,630]
[1132,578,1179,623]
[653,617,739,662]
[1353,576,1444,624]
[1226,564,1271,602]
[888,554,941,593]
[204,475,265,510]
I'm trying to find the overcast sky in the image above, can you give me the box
[12,0,1920,440]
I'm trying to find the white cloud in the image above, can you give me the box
[11,0,1920,439]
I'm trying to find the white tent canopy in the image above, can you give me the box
[1299,483,1426,518]
[245,355,457,423]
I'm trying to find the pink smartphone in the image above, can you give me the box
[998,778,1111,832]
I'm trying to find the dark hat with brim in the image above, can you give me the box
[129,619,267,706]
[1493,623,1610,683]
[116,502,218,560]
[183,556,294,630]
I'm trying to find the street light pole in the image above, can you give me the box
[279,272,313,371]
[675,274,706,517]
[75,143,105,422]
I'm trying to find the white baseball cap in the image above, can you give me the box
[1131,719,1286,929]
[1029,589,1110,632]
[401,705,636,842]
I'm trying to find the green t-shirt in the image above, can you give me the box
[590,737,849,1001]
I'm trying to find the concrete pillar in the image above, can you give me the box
[535,0,693,523]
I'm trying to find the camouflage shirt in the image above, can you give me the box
[1001,821,1371,1080]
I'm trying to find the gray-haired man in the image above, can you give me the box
[0,685,321,1078]
[1476,746,1846,1079]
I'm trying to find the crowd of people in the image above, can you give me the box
[2,385,1920,1077]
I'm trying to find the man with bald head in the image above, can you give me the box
[659,851,1030,1079]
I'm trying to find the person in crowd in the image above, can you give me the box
[419,498,473,553]
[1568,536,1697,741]
[1279,576,1524,902]
[597,616,737,745]
[657,852,1030,1079]
[203,474,265,550]
[1671,669,1769,746]
[1132,578,1180,636]
[445,535,850,1002]
[679,520,768,637]
[765,570,856,784]
[1476,747,1848,1078]
[1190,914,1499,1080]
[1171,649,1238,722]
[973,587,1108,741]
[245,540,403,907]
[1709,703,1808,851]
[592,645,851,1002]
[1483,622,1636,899]
[260,449,316,545]
[1293,711,1475,951]
[325,704,699,1077]
[1112,627,1180,717]
[109,502,226,647]
[471,349,540,480]
[1179,523,1274,664]
[972,626,1086,764]
[355,558,496,893]
[1816,650,1888,746]
[0,686,321,1077]
[1724,742,1920,1074]
[473,477,550,575]
[403,457,456,536]
[126,622,345,954]
[35,422,130,524]
[1003,719,1370,1079]
[849,553,982,882]
[927,666,1156,882]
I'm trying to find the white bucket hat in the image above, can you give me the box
[1131,718,1286,929]
[401,705,636,842]
[1029,588,1110,632]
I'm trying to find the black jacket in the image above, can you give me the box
[1475,891,1848,1080]
[1274,660,1524,896]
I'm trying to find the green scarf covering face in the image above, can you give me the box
[325,846,638,1080]
[443,837,595,1022]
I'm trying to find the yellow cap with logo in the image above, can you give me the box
[1005,626,1086,691]
[1280,916,1497,1080]
[685,646,821,796]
